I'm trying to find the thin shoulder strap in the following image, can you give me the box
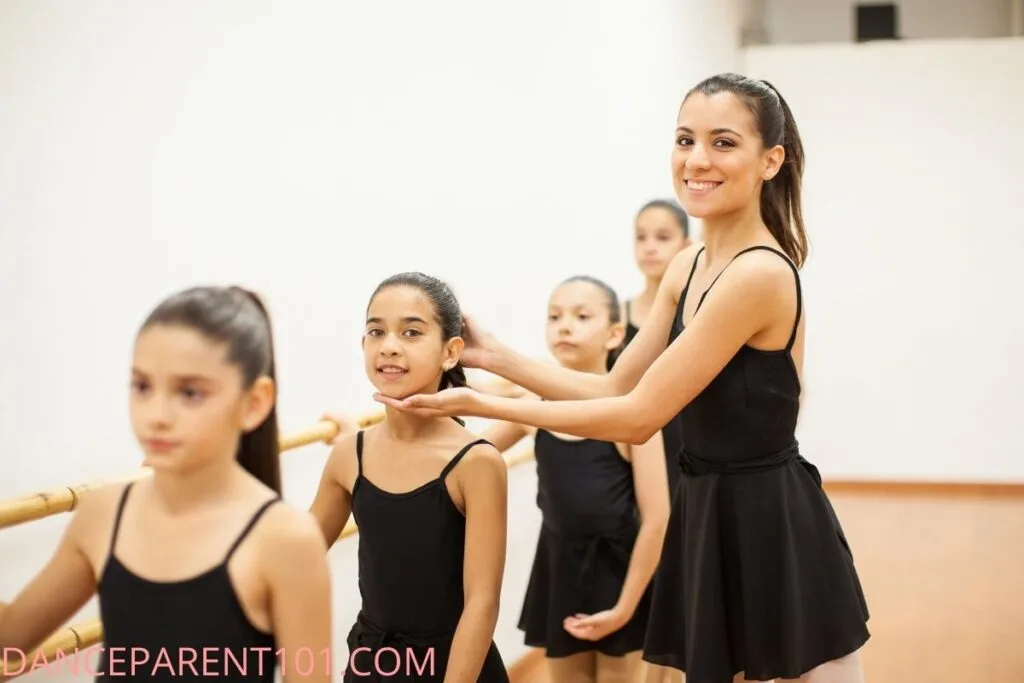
[700,245,802,350]
[678,247,705,310]
[355,430,365,477]
[223,497,280,563]
[624,299,632,324]
[106,482,134,558]
[439,439,491,480]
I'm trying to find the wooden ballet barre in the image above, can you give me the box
[0,415,386,532]
[11,445,536,675]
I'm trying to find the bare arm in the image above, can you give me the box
[479,420,531,454]
[0,495,105,658]
[613,432,670,622]
[473,246,699,401]
[479,390,539,453]
[443,445,508,683]
[384,251,795,444]
[308,435,355,548]
[261,509,332,683]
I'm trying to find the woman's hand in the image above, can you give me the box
[373,387,481,418]
[562,607,629,642]
[458,314,501,370]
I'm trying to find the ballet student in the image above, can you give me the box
[480,275,669,683]
[0,286,332,683]
[621,198,691,354]
[374,73,871,683]
[619,199,692,497]
[308,272,510,683]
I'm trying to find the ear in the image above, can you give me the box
[763,144,785,182]
[442,336,465,370]
[241,376,276,432]
[605,321,626,351]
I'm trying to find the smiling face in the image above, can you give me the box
[671,91,784,220]
[363,285,463,399]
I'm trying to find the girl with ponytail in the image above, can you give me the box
[0,286,332,682]
[309,272,511,682]
[379,75,870,683]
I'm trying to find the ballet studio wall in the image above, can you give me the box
[2,0,1021,679]
[0,0,741,678]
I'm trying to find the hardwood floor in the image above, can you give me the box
[510,484,1024,683]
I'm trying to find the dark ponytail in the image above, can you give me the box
[684,74,808,267]
[140,286,282,494]
[758,81,807,268]
[369,272,468,426]
[232,288,282,494]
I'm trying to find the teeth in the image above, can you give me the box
[687,180,721,190]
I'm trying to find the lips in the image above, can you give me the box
[144,438,179,453]
[686,179,723,194]
[377,364,407,380]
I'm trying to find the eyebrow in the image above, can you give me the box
[676,126,743,137]
[366,316,429,325]
[131,367,213,383]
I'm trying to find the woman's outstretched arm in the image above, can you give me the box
[379,251,795,444]
[462,246,701,401]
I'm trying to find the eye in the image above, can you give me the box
[180,386,205,402]
[675,136,693,147]
[365,328,382,337]
[130,379,149,394]
[714,138,736,148]
[403,329,422,337]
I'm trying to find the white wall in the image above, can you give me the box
[754,0,1014,44]
[0,0,740,679]
[742,37,1024,483]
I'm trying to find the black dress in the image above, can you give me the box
[641,246,870,683]
[343,431,510,682]
[614,299,683,495]
[518,429,651,658]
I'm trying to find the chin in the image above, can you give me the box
[373,380,434,400]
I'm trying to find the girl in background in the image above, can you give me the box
[483,275,669,683]
[620,199,691,498]
[309,272,510,682]
[0,286,332,683]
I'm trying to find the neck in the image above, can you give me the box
[700,201,770,263]
[639,276,661,301]
[384,404,445,441]
[149,456,241,515]
[563,358,609,376]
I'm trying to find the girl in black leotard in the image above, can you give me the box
[482,275,670,683]
[308,272,510,683]
[0,286,332,683]
[378,74,871,683]
[617,199,692,510]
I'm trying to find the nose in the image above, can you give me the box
[685,141,712,171]
[379,332,401,355]
[144,392,174,430]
